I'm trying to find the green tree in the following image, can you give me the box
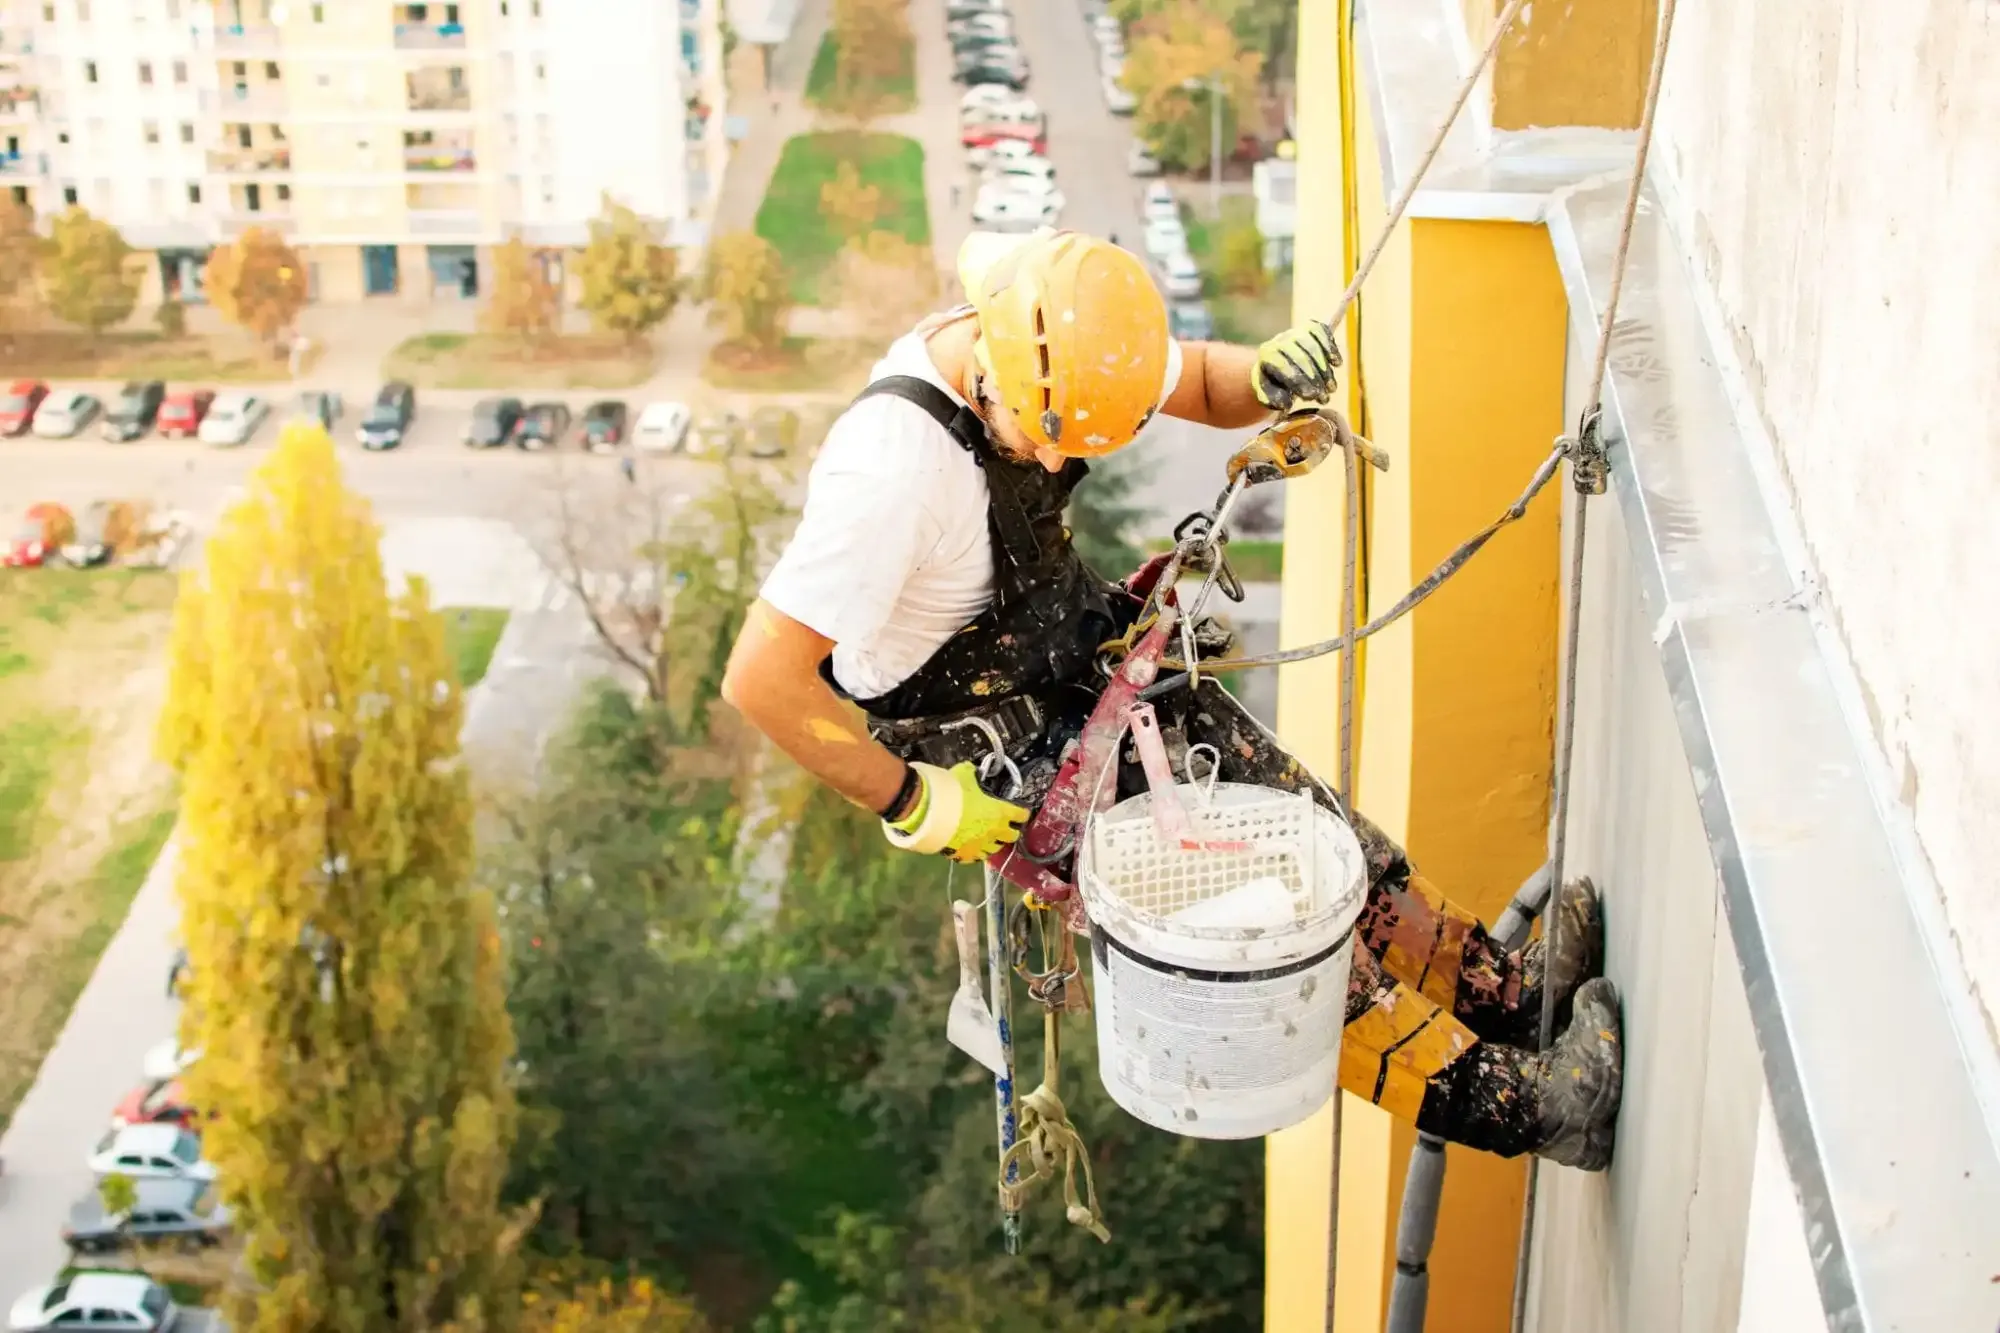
[482,237,562,346]
[827,0,912,122]
[41,206,139,339]
[92,1173,141,1264]
[576,196,683,346]
[1065,450,1156,578]
[159,421,526,1332]
[702,231,792,353]
[204,225,310,352]
[0,196,41,331]
[1123,0,1262,173]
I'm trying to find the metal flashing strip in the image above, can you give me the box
[1547,178,2000,1332]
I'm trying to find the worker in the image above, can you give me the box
[723,229,1623,1170]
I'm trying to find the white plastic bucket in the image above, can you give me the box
[1077,782,1367,1140]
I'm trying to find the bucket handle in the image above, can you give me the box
[1183,743,1224,807]
[1126,707,1252,855]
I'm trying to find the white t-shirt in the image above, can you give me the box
[759,325,1183,699]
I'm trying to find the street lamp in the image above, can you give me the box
[1181,75,1223,217]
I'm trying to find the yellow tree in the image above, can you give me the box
[701,230,791,353]
[829,0,912,121]
[825,230,939,344]
[0,197,41,335]
[481,237,561,346]
[1123,0,1263,173]
[204,225,310,353]
[575,195,683,347]
[819,160,883,245]
[159,422,524,1332]
[516,1274,709,1332]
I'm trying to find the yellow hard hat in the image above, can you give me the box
[957,229,1170,459]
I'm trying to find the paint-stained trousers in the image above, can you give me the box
[1142,680,1532,1123]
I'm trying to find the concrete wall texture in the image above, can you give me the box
[1650,0,2000,1044]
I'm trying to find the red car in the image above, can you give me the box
[5,502,74,567]
[961,124,1046,152]
[110,1077,210,1131]
[157,388,216,439]
[0,379,48,436]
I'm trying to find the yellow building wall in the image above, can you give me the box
[305,244,365,301]
[1270,0,1571,1328]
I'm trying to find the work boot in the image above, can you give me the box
[1413,977,1624,1171]
[1468,877,1606,1048]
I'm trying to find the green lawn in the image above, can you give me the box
[804,32,915,114]
[1182,196,1296,344]
[754,132,930,304]
[382,332,658,391]
[440,607,510,689]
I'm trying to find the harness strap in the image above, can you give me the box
[851,375,1047,573]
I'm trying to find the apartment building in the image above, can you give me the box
[6,0,728,304]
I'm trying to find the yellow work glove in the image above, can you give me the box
[1252,318,1342,413]
[883,761,1030,862]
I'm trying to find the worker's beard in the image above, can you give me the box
[972,377,1041,466]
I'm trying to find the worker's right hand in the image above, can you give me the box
[882,761,1031,862]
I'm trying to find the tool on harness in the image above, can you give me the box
[947,899,1011,1076]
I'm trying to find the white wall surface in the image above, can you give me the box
[1523,324,1765,1333]
[1650,0,2000,1051]
[1734,1091,1831,1333]
[541,0,688,229]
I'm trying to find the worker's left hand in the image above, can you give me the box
[1252,319,1342,412]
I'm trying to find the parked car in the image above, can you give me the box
[986,156,1057,189]
[87,1123,216,1183]
[156,388,215,439]
[1142,180,1179,222]
[198,390,271,446]
[61,1177,231,1255]
[748,406,800,460]
[1103,75,1136,114]
[298,389,343,429]
[512,401,571,451]
[6,1272,179,1331]
[578,400,630,452]
[1143,215,1188,260]
[958,55,1029,89]
[1169,300,1216,340]
[984,172,1066,215]
[959,84,1033,121]
[689,412,744,458]
[1091,13,1122,41]
[464,396,524,448]
[4,503,74,568]
[101,380,165,441]
[356,380,416,450]
[1128,143,1162,176]
[111,1078,208,1131]
[1159,250,1204,300]
[32,388,102,439]
[972,183,1061,228]
[58,499,146,568]
[142,1039,201,1084]
[0,378,48,436]
[968,135,1050,170]
[945,0,1006,17]
[633,400,691,453]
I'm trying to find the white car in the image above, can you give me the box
[141,1038,201,1083]
[1159,251,1204,300]
[7,1272,178,1332]
[987,155,1056,187]
[1143,215,1188,260]
[960,84,1027,116]
[1143,180,1179,222]
[633,400,692,453]
[1103,76,1136,115]
[198,390,271,446]
[1092,14,1121,41]
[88,1122,218,1183]
[1128,143,1162,176]
[972,185,1060,229]
[986,173,1065,214]
[1100,51,1125,81]
[30,389,101,439]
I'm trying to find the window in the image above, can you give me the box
[179,122,194,143]
[173,59,188,84]
[76,0,89,17]
[62,185,76,204]
[187,183,201,203]
[316,72,330,87]
[264,60,280,80]
[138,61,153,84]
[9,187,25,206]
[83,60,97,83]
[236,124,251,147]
[531,0,541,14]
[499,0,508,12]
[56,130,69,144]
[311,1,323,18]
[40,4,52,21]
[143,121,159,144]
[534,62,545,81]
[275,183,290,201]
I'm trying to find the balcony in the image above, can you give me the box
[406,67,471,112]
[403,144,475,172]
[0,154,34,175]
[213,22,281,50]
[218,211,296,238]
[208,146,292,174]
[408,208,480,236]
[393,23,467,50]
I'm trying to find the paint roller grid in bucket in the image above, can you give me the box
[1090,791,1318,924]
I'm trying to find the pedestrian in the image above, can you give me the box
[721,228,1624,1171]
[1108,230,1120,247]
[620,456,637,484]
[950,181,963,210]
